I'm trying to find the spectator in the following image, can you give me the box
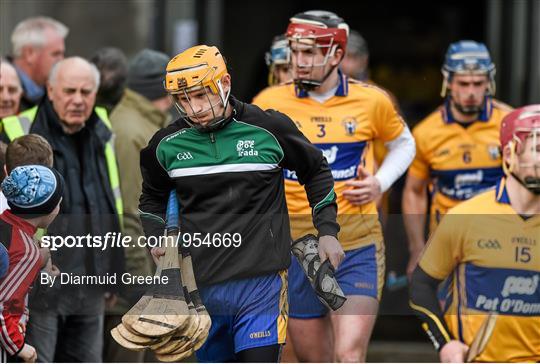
[90,47,128,114]
[1,134,53,216]
[104,48,171,362]
[0,165,64,362]
[3,56,124,362]
[5,134,53,174]
[10,16,68,110]
[0,59,23,120]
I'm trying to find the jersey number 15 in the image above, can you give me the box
[515,246,531,263]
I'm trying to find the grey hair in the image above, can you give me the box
[0,58,22,88]
[48,57,100,91]
[11,16,69,57]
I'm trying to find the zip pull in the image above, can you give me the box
[210,133,216,143]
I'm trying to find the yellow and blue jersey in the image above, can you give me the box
[419,178,540,362]
[253,72,405,250]
[409,98,512,230]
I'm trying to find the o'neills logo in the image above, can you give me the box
[249,330,271,339]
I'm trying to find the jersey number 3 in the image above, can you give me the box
[317,124,326,138]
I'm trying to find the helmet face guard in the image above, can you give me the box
[505,127,540,194]
[288,37,339,91]
[165,46,230,132]
[173,85,230,132]
[286,11,348,91]
[501,106,540,194]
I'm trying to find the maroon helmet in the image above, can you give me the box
[500,104,540,193]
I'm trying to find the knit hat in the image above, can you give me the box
[1,165,64,217]
[127,49,170,101]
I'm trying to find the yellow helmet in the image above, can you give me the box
[165,45,228,95]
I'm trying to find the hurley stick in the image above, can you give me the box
[111,325,148,351]
[180,249,211,336]
[122,260,163,331]
[466,312,498,362]
[130,191,190,337]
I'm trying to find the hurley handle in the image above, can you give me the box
[162,190,180,270]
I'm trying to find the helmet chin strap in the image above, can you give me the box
[295,64,338,92]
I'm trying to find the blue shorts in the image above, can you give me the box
[195,271,288,362]
[289,244,384,319]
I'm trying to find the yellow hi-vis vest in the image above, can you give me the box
[1,106,124,226]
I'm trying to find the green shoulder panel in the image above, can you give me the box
[156,120,284,176]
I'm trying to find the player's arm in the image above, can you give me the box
[373,93,416,193]
[344,92,415,205]
[409,267,468,361]
[266,110,343,268]
[402,173,429,279]
[409,267,451,350]
[402,126,430,279]
[409,213,468,361]
[375,126,415,193]
[138,131,175,241]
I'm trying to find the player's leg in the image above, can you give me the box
[287,316,333,362]
[195,284,236,363]
[195,314,236,363]
[330,243,384,362]
[287,254,332,362]
[330,296,378,362]
[232,270,288,363]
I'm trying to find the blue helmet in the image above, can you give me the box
[265,35,291,86]
[441,40,496,96]
[265,35,290,67]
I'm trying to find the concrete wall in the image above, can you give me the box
[0,0,154,59]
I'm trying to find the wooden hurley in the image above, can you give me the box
[113,191,211,360]
[130,192,191,337]
[466,312,498,362]
[180,249,212,341]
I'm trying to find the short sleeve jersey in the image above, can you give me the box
[419,179,540,362]
[253,72,405,250]
[409,98,512,230]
